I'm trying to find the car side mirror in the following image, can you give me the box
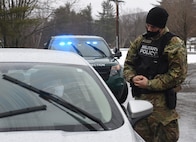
[126,100,153,126]
[113,48,122,58]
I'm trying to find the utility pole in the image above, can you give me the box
[116,0,119,50]
[110,0,124,50]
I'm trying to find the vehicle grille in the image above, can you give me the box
[93,66,111,81]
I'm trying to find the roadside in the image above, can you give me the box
[177,92,196,142]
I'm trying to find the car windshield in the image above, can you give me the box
[0,62,123,132]
[49,37,112,58]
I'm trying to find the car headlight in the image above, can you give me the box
[110,64,121,76]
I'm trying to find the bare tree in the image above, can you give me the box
[160,0,196,43]
[39,1,94,48]
[0,0,40,47]
[0,0,79,48]
[119,9,146,48]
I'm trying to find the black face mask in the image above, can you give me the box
[146,30,160,38]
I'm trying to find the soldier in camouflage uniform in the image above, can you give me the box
[123,7,187,142]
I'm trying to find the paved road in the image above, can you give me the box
[177,63,196,142]
[177,92,196,142]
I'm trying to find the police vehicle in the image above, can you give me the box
[45,35,128,103]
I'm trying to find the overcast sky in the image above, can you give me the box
[55,0,159,18]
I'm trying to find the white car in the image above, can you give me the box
[0,48,152,142]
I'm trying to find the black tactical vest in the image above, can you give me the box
[134,32,175,79]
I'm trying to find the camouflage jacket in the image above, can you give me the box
[124,27,187,91]
[123,27,187,125]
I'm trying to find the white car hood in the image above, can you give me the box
[0,124,140,142]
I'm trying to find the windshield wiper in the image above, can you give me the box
[86,43,107,57]
[2,74,108,130]
[0,105,46,118]
[70,44,83,57]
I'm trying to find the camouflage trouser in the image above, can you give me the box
[134,118,179,142]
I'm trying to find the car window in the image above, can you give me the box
[0,63,123,132]
[49,37,112,57]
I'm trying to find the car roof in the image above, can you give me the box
[51,35,104,40]
[0,48,89,65]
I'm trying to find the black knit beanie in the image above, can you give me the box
[146,7,169,28]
